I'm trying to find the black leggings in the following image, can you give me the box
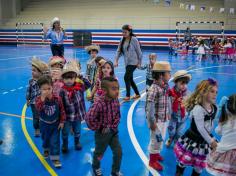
[50,44,64,57]
[124,65,140,97]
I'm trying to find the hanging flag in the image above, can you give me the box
[209,7,214,13]
[185,4,190,10]
[165,0,171,7]
[190,5,195,11]
[200,6,206,11]
[180,3,184,9]
[230,8,235,14]
[219,8,225,13]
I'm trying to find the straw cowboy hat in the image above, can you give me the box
[153,61,171,72]
[31,56,49,74]
[172,70,192,82]
[98,59,106,67]
[62,59,80,76]
[85,45,100,53]
[52,17,60,25]
[49,56,66,67]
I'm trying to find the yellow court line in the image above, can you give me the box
[21,104,58,176]
[0,111,32,120]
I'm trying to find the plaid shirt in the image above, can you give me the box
[140,63,153,81]
[26,79,40,105]
[146,81,170,122]
[60,78,91,122]
[35,95,66,123]
[85,96,120,131]
[86,57,97,84]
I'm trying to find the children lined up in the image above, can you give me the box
[26,44,236,175]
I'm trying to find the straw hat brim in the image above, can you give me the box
[31,58,49,73]
[172,73,192,82]
[85,45,100,53]
[49,57,65,66]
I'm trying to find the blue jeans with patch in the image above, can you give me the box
[40,121,60,160]
[167,113,186,142]
[62,120,81,146]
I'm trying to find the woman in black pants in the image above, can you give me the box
[44,17,67,57]
[114,24,142,101]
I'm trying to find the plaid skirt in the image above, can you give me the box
[174,130,211,170]
[206,149,236,176]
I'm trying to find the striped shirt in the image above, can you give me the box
[85,96,120,131]
[140,63,153,80]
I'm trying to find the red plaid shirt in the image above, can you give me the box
[85,96,121,131]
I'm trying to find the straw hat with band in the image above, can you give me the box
[62,60,80,76]
[85,45,100,54]
[172,70,192,82]
[31,56,49,74]
[98,59,107,67]
[152,61,171,72]
[49,56,66,67]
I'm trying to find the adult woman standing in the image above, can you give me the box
[114,24,142,101]
[44,17,67,57]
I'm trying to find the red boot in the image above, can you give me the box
[149,154,163,171]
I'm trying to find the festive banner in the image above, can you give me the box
[219,7,225,13]
[190,5,195,11]
[230,8,235,14]
[165,0,171,7]
[185,4,190,10]
[209,7,214,13]
[200,6,206,11]
[180,3,185,9]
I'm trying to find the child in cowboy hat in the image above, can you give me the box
[87,58,107,101]
[145,61,171,171]
[59,60,90,152]
[26,56,49,137]
[85,45,100,87]
[49,56,66,96]
[166,70,191,147]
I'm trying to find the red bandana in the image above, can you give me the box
[169,87,186,118]
[62,82,83,100]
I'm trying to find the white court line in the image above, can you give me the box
[2,92,8,95]
[127,64,236,176]
[0,66,30,71]
[190,71,236,76]
[134,76,143,80]
[0,53,51,61]
[18,87,23,90]
[10,89,16,92]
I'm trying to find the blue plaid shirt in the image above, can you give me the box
[26,79,40,105]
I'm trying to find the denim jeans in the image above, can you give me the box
[40,121,60,160]
[30,104,40,130]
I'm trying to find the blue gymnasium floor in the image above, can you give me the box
[0,45,235,176]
